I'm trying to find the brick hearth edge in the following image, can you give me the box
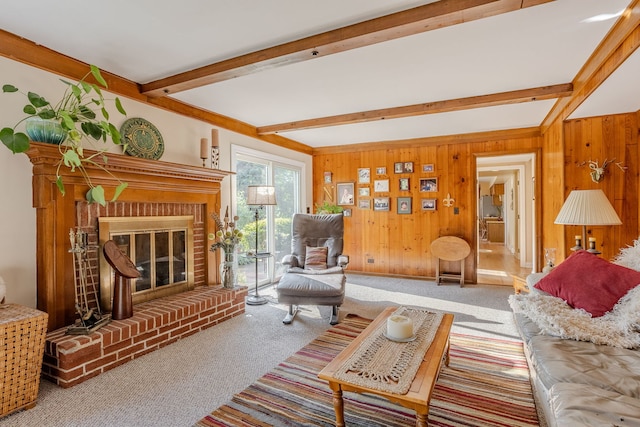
[42,285,248,388]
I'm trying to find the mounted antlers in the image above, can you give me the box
[580,159,627,183]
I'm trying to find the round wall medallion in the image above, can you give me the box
[120,118,164,160]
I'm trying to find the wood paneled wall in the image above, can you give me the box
[558,113,640,261]
[313,135,542,280]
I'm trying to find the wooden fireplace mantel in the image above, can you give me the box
[26,142,231,330]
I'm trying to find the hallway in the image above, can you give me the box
[477,241,531,286]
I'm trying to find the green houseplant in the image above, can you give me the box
[0,65,128,205]
[315,200,343,214]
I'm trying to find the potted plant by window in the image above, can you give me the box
[0,65,128,205]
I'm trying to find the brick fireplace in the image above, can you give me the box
[26,142,247,387]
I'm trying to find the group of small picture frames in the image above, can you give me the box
[332,163,437,215]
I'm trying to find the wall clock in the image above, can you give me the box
[120,117,164,160]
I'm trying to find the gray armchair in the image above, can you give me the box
[276,213,349,325]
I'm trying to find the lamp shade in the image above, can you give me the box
[554,189,621,225]
[246,185,277,206]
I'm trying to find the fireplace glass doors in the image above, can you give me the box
[99,216,195,311]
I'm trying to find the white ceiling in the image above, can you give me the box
[0,0,637,149]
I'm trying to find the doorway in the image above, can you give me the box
[476,154,536,285]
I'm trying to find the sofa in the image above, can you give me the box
[510,250,640,427]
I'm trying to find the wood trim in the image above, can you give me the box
[258,84,572,134]
[312,127,541,155]
[141,0,553,97]
[26,142,231,330]
[541,0,640,130]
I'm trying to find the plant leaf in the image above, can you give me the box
[2,84,18,93]
[115,97,126,115]
[112,182,128,202]
[78,105,96,120]
[109,124,121,144]
[81,122,103,140]
[59,111,76,131]
[56,176,66,196]
[0,128,30,153]
[23,105,36,115]
[62,150,81,170]
[87,185,106,206]
[27,92,49,108]
[80,80,93,94]
[90,65,107,88]
[37,109,55,119]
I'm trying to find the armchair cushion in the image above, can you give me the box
[305,246,328,270]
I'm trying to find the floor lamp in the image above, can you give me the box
[554,189,621,254]
[246,185,277,305]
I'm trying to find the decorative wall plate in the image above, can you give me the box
[120,118,164,160]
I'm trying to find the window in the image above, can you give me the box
[232,146,305,287]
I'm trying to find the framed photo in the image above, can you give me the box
[399,178,410,191]
[421,198,437,211]
[343,208,352,217]
[358,187,370,197]
[397,197,412,214]
[324,171,332,183]
[357,168,370,184]
[422,164,434,173]
[376,167,386,175]
[374,179,389,193]
[394,162,403,174]
[419,178,438,192]
[403,162,414,173]
[358,199,370,210]
[337,182,355,205]
[373,197,390,211]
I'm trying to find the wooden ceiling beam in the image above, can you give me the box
[141,0,554,97]
[258,83,572,135]
[541,0,640,131]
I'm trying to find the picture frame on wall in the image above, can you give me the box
[343,208,352,217]
[337,182,355,205]
[394,162,403,173]
[373,197,390,211]
[358,187,370,197]
[422,198,436,211]
[374,179,389,193]
[357,168,370,184]
[324,171,332,183]
[419,178,438,192]
[397,197,412,214]
[358,199,370,210]
[376,167,386,175]
[422,164,434,173]
[399,178,410,191]
[403,162,414,173]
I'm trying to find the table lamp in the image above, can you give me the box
[246,185,277,305]
[554,189,621,253]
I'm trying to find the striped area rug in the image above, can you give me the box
[195,316,539,427]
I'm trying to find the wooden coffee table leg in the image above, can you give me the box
[416,405,429,427]
[329,382,345,427]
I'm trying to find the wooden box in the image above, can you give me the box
[1,304,48,417]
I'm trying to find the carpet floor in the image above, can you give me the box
[195,315,539,427]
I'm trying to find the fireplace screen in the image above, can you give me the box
[99,216,194,311]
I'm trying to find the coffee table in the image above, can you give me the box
[318,307,454,427]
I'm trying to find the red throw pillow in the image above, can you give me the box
[535,250,640,317]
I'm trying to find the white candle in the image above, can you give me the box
[200,138,208,159]
[387,315,414,339]
[211,129,219,148]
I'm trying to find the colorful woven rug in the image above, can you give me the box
[195,316,539,427]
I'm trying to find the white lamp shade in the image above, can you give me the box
[554,189,621,225]
[247,185,277,206]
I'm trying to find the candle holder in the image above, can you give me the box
[587,237,601,255]
[571,235,582,251]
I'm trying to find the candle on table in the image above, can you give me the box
[386,315,414,340]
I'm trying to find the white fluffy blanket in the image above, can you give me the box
[509,285,640,349]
